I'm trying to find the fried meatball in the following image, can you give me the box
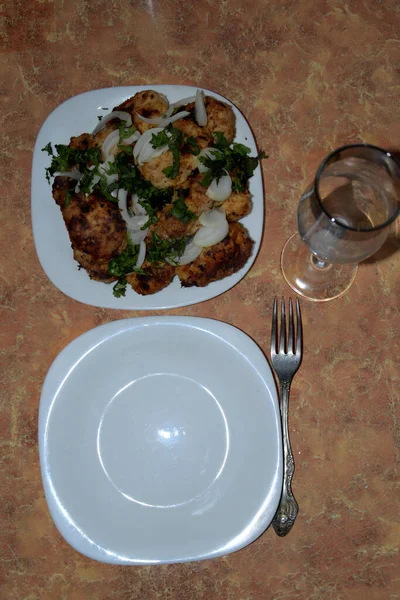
[72,248,117,283]
[68,127,125,163]
[127,260,176,295]
[185,176,214,215]
[149,203,195,241]
[173,117,213,150]
[139,151,197,189]
[185,96,236,144]
[218,190,252,222]
[52,177,127,281]
[61,195,126,260]
[149,176,215,241]
[92,120,119,150]
[68,133,96,151]
[52,175,77,206]
[115,90,169,134]
[176,222,253,287]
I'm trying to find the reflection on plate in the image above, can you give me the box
[31,85,264,310]
[39,317,282,564]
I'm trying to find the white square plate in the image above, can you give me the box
[31,85,264,309]
[39,317,282,564]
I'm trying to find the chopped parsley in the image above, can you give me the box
[146,233,187,265]
[184,136,200,156]
[42,143,102,183]
[118,123,137,142]
[199,132,267,192]
[169,191,196,224]
[42,142,53,155]
[78,169,97,195]
[213,132,229,149]
[108,235,140,279]
[108,235,141,298]
[150,124,199,180]
[112,278,128,298]
[113,152,173,214]
[64,190,72,207]
[150,125,184,180]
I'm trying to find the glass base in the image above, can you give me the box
[281,233,358,302]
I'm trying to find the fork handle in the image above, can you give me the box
[272,379,299,537]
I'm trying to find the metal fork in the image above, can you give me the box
[270,297,302,537]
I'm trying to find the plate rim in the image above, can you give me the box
[31,84,264,310]
[38,316,282,565]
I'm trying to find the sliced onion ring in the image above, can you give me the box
[199,208,226,229]
[101,130,120,160]
[159,111,190,126]
[106,173,118,186]
[135,240,147,269]
[129,215,148,230]
[127,228,148,245]
[53,167,82,180]
[92,111,132,135]
[138,94,196,125]
[121,130,141,145]
[138,139,168,165]
[124,239,147,273]
[118,189,149,238]
[97,161,118,186]
[193,216,229,248]
[133,127,163,162]
[86,174,100,194]
[206,173,232,202]
[132,193,147,216]
[195,89,207,126]
[118,189,130,224]
[173,241,202,265]
[169,95,196,113]
[136,110,190,128]
[133,127,169,165]
[135,111,165,126]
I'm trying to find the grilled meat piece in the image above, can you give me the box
[69,133,96,151]
[139,151,197,189]
[173,117,213,150]
[52,176,127,282]
[217,190,252,222]
[177,222,253,287]
[185,96,236,144]
[115,90,169,134]
[205,96,236,144]
[149,203,194,241]
[149,176,214,240]
[126,260,175,295]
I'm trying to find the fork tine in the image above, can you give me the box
[288,298,294,354]
[271,297,277,355]
[295,298,302,356]
[279,297,286,353]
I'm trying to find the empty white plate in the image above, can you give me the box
[39,317,282,564]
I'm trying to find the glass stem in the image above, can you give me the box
[311,255,329,269]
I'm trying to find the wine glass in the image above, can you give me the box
[281,144,400,302]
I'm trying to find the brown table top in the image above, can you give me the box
[1,1,399,598]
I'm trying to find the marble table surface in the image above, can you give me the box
[1,1,399,598]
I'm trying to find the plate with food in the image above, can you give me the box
[31,85,266,309]
[39,316,282,564]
